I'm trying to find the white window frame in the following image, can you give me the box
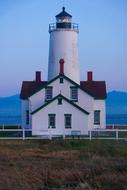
[48,114,56,128]
[45,87,53,101]
[94,110,100,125]
[70,87,78,101]
[65,114,72,128]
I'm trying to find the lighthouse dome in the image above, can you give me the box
[55,7,72,29]
[56,7,72,19]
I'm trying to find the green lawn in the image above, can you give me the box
[0,139,127,190]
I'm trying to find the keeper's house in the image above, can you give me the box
[20,7,106,136]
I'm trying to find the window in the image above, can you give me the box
[26,110,29,125]
[60,77,63,83]
[65,114,72,128]
[58,97,62,105]
[94,110,100,125]
[70,87,78,101]
[45,87,53,100]
[48,114,56,128]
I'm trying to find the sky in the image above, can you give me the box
[0,0,127,97]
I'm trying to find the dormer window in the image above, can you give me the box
[70,87,78,101]
[45,87,53,101]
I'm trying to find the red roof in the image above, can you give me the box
[80,81,106,99]
[20,78,106,100]
[20,81,47,100]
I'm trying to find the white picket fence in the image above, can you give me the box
[0,127,127,140]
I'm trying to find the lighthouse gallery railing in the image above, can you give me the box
[49,23,79,32]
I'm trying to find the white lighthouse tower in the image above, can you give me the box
[48,7,80,84]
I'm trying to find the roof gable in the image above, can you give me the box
[80,81,107,99]
[20,74,106,100]
[31,94,89,115]
[28,74,95,98]
[20,81,47,100]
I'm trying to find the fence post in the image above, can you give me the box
[116,129,118,140]
[63,128,65,140]
[2,124,4,131]
[49,126,52,140]
[89,130,92,140]
[18,124,20,129]
[49,134,52,140]
[63,134,65,140]
[23,128,25,140]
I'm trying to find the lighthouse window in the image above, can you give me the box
[45,87,53,101]
[94,110,100,125]
[70,87,78,101]
[57,18,70,23]
[48,114,56,128]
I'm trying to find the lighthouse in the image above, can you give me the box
[20,7,106,135]
[48,7,80,84]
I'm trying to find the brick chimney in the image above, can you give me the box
[87,71,93,81]
[59,59,64,75]
[35,71,41,82]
